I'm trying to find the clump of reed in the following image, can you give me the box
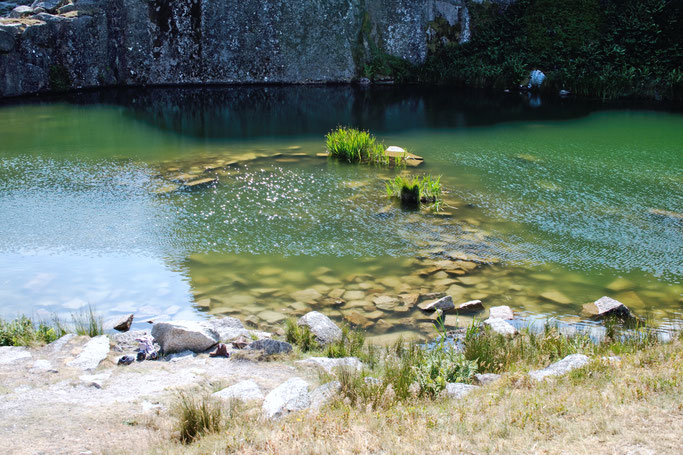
[325,126,390,165]
[386,174,442,208]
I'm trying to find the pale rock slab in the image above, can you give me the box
[262,377,311,419]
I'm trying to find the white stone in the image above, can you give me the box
[30,359,53,372]
[213,379,264,403]
[419,295,454,312]
[67,335,110,371]
[489,305,514,320]
[151,321,219,354]
[442,382,478,398]
[297,311,342,346]
[262,377,311,419]
[309,381,341,410]
[529,354,590,381]
[484,318,517,336]
[296,357,363,374]
[0,346,32,364]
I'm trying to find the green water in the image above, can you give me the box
[0,87,681,340]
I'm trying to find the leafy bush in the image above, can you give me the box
[0,316,60,347]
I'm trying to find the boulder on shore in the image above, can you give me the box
[112,314,134,332]
[66,335,110,371]
[262,377,311,419]
[483,318,517,336]
[296,357,362,373]
[213,379,264,403]
[489,305,514,320]
[529,354,590,381]
[297,311,342,346]
[151,321,219,354]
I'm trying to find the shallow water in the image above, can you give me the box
[0,86,681,340]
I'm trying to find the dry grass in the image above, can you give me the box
[145,338,683,455]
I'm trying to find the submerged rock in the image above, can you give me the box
[262,377,311,419]
[582,296,631,320]
[529,354,590,381]
[151,321,219,354]
[67,335,110,371]
[213,379,264,403]
[297,311,342,346]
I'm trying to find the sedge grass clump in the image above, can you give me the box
[386,174,442,208]
[71,305,103,337]
[284,318,317,352]
[174,392,224,444]
[324,324,367,359]
[325,126,389,165]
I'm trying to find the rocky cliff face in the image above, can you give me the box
[0,0,476,97]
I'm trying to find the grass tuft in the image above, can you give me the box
[284,318,317,352]
[325,126,391,165]
[174,392,224,444]
[71,306,104,337]
[386,174,442,208]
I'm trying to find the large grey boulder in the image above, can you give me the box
[442,382,478,398]
[582,296,631,320]
[0,346,32,364]
[418,295,454,312]
[66,335,110,370]
[296,357,362,373]
[151,321,219,354]
[262,377,311,419]
[31,0,62,13]
[201,317,249,342]
[297,311,342,346]
[309,381,341,410]
[474,373,501,385]
[213,379,264,403]
[248,339,292,356]
[529,354,590,381]
[484,318,517,336]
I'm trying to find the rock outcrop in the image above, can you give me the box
[0,0,476,97]
[297,311,342,346]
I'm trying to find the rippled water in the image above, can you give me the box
[0,87,681,340]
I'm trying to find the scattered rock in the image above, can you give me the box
[213,379,264,403]
[373,295,399,311]
[343,290,365,300]
[151,321,219,354]
[67,336,110,371]
[455,300,484,313]
[489,305,514,320]
[0,346,32,365]
[473,373,501,385]
[309,381,341,410]
[112,314,134,332]
[258,310,286,325]
[9,5,34,18]
[262,377,311,419]
[0,29,15,53]
[296,357,362,373]
[582,296,631,320]
[297,311,342,346]
[399,293,420,306]
[483,318,517,336]
[529,354,590,381]
[31,0,62,13]
[442,382,478,398]
[418,295,454,312]
[248,339,292,356]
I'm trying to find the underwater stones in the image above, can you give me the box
[258,311,286,325]
[489,305,514,320]
[290,288,322,303]
[344,310,370,328]
[606,277,634,293]
[529,354,589,381]
[455,300,484,313]
[540,290,572,305]
[458,276,484,286]
[152,321,219,354]
[343,290,365,301]
[399,293,420,306]
[418,295,454,312]
[262,377,311,420]
[297,311,342,346]
[328,288,345,299]
[378,276,402,289]
[373,295,399,311]
[213,379,264,403]
[483,318,517,336]
[582,296,632,320]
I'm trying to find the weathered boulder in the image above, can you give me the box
[582,296,631,320]
[9,5,33,18]
[296,357,363,373]
[529,354,590,381]
[262,377,311,419]
[473,373,501,385]
[484,318,517,336]
[489,305,514,320]
[297,311,342,346]
[248,339,292,356]
[442,382,478,398]
[213,379,264,403]
[309,381,341,410]
[0,346,32,364]
[419,295,454,312]
[31,0,62,13]
[66,335,110,370]
[151,321,219,354]
[455,299,484,313]
[201,317,249,342]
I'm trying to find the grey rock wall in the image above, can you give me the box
[0,0,476,97]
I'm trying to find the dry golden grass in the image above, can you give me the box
[143,339,682,455]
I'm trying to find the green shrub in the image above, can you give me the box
[0,316,61,347]
[174,392,223,444]
[325,127,388,165]
[386,174,442,208]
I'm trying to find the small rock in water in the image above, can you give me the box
[455,300,484,313]
[418,295,455,312]
[214,379,264,403]
[113,314,134,332]
[248,339,292,356]
[262,377,311,419]
[529,354,590,381]
[483,318,517,336]
[582,296,631,320]
[442,382,478,398]
[297,311,342,346]
[489,305,514,320]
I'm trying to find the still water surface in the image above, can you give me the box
[0,87,681,339]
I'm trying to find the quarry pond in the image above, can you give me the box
[0,85,681,341]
